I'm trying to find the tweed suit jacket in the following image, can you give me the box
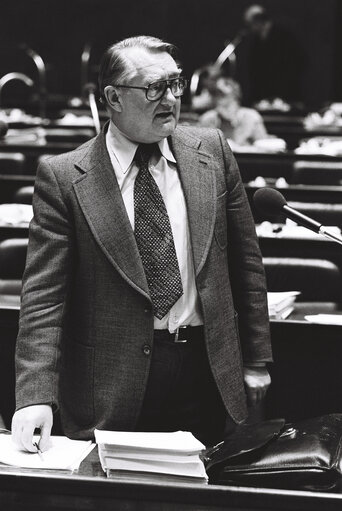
[15,125,272,439]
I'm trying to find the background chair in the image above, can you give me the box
[12,185,34,204]
[0,238,28,295]
[291,161,342,185]
[0,152,26,175]
[263,257,342,302]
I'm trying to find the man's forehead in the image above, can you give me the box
[123,47,179,79]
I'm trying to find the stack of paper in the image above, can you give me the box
[267,291,300,319]
[95,429,208,483]
[305,314,342,325]
[0,434,95,472]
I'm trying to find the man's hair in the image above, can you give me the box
[98,35,178,104]
[211,77,242,102]
[244,4,270,24]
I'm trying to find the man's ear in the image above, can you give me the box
[104,85,122,112]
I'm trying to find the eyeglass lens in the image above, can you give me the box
[147,78,187,101]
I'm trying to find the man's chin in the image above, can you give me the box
[154,117,177,135]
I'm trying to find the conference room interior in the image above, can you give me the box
[2,0,342,508]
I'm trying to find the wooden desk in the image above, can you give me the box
[1,447,342,511]
[261,113,342,149]
[0,140,79,175]
[235,151,342,183]
[0,174,35,204]
[257,228,342,275]
[245,183,342,204]
[1,300,342,508]
[0,296,19,427]
[267,303,342,421]
[0,225,29,242]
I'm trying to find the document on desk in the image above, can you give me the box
[0,435,95,471]
[305,314,342,325]
[95,429,205,455]
[95,430,208,483]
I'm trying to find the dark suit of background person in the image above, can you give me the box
[12,36,272,452]
[243,4,305,104]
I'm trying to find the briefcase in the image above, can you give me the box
[204,414,342,491]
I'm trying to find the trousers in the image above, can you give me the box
[136,328,235,447]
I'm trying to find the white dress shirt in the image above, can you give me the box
[106,121,203,332]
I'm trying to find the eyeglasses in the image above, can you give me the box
[112,77,188,102]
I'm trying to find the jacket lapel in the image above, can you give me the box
[72,130,151,301]
[170,128,217,276]
[72,125,217,298]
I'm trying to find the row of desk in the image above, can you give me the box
[1,114,342,508]
[1,296,342,427]
[1,118,342,177]
[1,297,342,509]
[1,451,342,511]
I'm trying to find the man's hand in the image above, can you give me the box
[11,405,53,452]
[243,366,271,406]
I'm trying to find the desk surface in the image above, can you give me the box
[1,302,342,510]
[1,447,342,511]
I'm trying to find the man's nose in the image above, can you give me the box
[161,86,177,105]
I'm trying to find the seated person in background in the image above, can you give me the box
[199,77,268,146]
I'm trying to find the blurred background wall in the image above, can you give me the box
[0,0,341,108]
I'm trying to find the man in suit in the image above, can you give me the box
[12,36,272,452]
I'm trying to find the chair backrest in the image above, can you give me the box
[0,238,28,279]
[0,152,26,175]
[291,161,342,185]
[12,185,34,204]
[263,257,342,301]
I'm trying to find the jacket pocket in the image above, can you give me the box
[64,338,95,426]
[214,191,228,250]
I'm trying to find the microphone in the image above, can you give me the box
[83,82,101,135]
[0,120,8,138]
[253,187,342,246]
[83,82,97,95]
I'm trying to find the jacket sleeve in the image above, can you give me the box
[15,159,74,411]
[217,129,272,364]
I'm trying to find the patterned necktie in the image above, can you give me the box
[134,143,183,319]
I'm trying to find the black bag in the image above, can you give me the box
[204,414,342,491]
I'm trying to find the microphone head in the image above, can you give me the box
[0,120,8,138]
[253,187,287,216]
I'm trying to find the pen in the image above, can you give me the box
[34,442,45,462]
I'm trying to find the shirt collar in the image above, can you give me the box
[158,137,177,164]
[107,121,176,174]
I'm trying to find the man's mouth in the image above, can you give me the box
[155,111,173,119]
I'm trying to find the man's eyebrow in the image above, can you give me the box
[146,70,183,83]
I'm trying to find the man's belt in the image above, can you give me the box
[154,325,204,343]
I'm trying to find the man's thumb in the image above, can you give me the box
[39,420,52,452]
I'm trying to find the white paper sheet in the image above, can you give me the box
[304,314,342,325]
[0,435,95,471]
[95,430,205,454]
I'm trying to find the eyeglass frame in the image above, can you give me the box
[110,76,188,102]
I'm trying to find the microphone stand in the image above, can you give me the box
[189,32,245,101]
[319,226,342,246]
[83,83,101,135]
[283,204,342,246]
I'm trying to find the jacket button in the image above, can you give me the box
[143,344,151,356]
[144,308,151,313]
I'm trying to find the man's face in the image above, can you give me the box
[112,48,181,143]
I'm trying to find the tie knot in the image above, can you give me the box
[134,143,159,167]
